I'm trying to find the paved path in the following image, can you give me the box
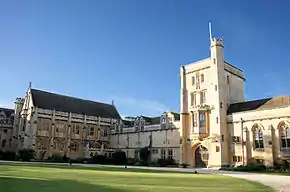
[1,160,289,191]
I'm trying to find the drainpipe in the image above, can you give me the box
[241,118,245,166]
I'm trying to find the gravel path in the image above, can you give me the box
[1,161,289,191]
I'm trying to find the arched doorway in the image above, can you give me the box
[195,145,209,168]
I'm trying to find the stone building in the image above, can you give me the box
[180,37,290,168]
[110,112,181,162]
[2,34,290,168]
[14,86,122,159]
[1,86,182,162]
[0,108,15,152]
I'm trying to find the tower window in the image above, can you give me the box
[192,76,195,85]
[200,91,206,104]
[216,117,219,124]
[216,146,220,152]
[191,93,196,107]
[215,85,217,91]
[201,74,204,82]
[199,112,206,127]
[227,75,230,84]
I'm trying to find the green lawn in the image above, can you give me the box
[0,163,272,192]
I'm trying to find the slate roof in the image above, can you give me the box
[227,96,290,114]
[170,112,180,120]
[30,89,121,119]
[150,117,160,125]
[122,119,134,127]
[139,116,160,125]
[0,108,14,117]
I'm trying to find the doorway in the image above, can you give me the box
[195,145,209,168]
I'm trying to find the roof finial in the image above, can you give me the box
[29,82,32,89]
[112,100,114,106]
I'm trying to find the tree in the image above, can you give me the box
[139,147,150,164]
[112,151,127,165]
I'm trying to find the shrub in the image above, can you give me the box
[62,155,68,163]
[71,157,88,164]
[18,149,35,161]
[157,158,176,167]
[0,150,16,160]
[47,154,63,162]
[127,158,138,165]
[89,155,107,164]
[230,164,266,172]
[281,160,289,171]
[134,161,143,166]
[149,161,158,167]
[180,163,188,168]
[112,151,127,165]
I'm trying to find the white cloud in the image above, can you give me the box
[110,96,170,117]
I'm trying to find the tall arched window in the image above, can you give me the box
[252,124,264,150]
[279,122,290,149]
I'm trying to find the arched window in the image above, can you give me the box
[1,139,6,148]
[252,124,264,150]
[279,122,290,149]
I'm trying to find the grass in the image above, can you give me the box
[0,163,273,192]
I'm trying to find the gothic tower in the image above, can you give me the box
[180,37,245,167]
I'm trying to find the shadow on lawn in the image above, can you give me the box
[0,177,126,192]
[0,163,192,174]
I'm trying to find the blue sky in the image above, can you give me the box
[1,0,290,117]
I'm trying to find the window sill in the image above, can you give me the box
[254,148,265,152]
[232,142,242,144]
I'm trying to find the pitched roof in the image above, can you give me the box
[150,117,160,125]
[31,89,121,119]
[139,116,160,125]
[170,112,180,120]
[122,119,134,127]
[227,96,290,114]
[0,108,14,117]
